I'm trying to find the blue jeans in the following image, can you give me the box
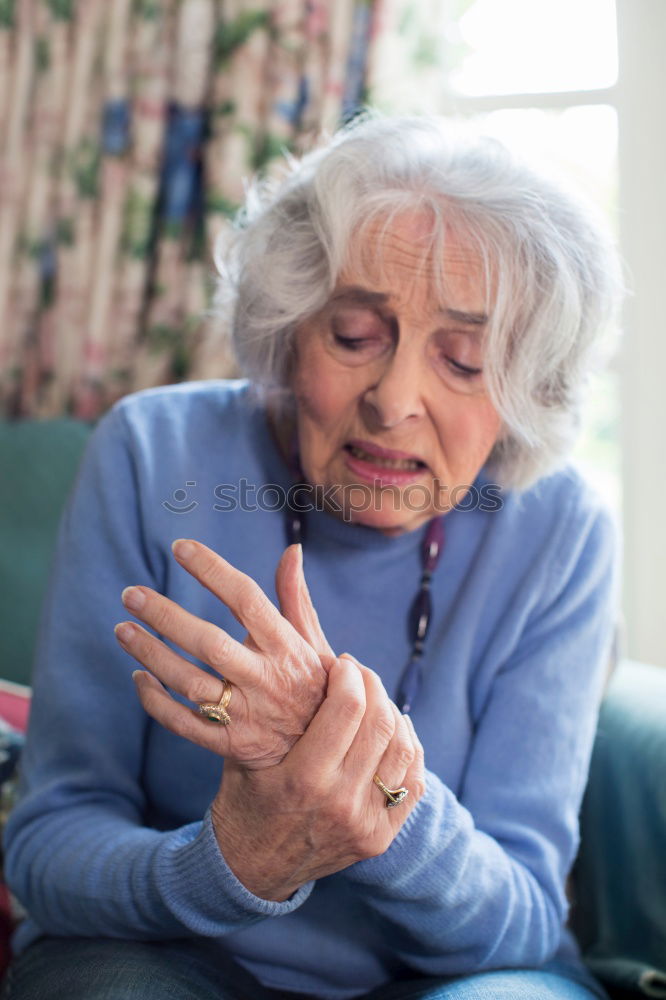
[2,937,611,1000]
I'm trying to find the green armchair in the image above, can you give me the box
[1,418,665,998]
[569,659,666,998]
[0,418,93,688]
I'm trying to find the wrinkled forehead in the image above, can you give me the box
[340,209,493,317]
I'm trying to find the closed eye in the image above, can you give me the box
[446,357,483,378]
[333,335,395,357]
[333,334,370,350]
[329,309,393,362]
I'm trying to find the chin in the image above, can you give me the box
[344,505,431,536]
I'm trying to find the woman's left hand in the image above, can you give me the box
[116,539,335,769]
[210,655,426,901]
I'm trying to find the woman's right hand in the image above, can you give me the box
[118,540,334,770]
[209,655,426,902]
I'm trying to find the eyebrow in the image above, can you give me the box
[329,287,389,309]
[442,308,488,326]
[330,286,489,327]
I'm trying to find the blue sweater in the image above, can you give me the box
[4,380,619,998]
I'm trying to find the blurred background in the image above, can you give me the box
[0,0,663,668]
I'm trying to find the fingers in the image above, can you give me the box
[287,656,366,772]
[170,538,301,653]
[118,585,258,686]
[343,661,400,779]
[132,670,231,756]
[372,704,417,801]
[339,657,422,807]
[401,711,427,802]
[275,544,335,660]
[114,621,236,710]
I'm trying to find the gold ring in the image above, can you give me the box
[198,678,233,725]
[373,773,409,809]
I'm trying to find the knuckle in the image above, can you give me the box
[396,738,416,769]
[412,775,427,801]
[203,628,231,670]
[237,584,269,624]
[363,666,386,694]
[336,654,361,681]
[193,549,228,590]
[186,673,217,706]
[150,598,171,633]
[340,691,365,724]
[393,718,416,766]
[373,708,395,745]
[335,664,365,711]
[411,734,425,768]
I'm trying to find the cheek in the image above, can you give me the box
[292,340,360,428]
[469,407,503,463]
[474,402,502,443]
[433,401,502,468]
[293,369,341,428]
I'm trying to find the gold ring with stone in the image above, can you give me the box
[373,773,409,809]
[198,678,233,725]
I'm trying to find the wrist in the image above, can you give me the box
[211,773,303,903]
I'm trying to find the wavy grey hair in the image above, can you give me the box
[214,113,623,491]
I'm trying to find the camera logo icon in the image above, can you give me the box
[162,481,198,514]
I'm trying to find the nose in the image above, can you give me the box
[361,346,426,429]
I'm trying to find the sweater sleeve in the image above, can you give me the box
[2,404,313,944]
[342,494,619,974]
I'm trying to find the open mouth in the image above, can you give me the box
[344,443,428,472]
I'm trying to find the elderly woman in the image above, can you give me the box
[3,115,621,1000]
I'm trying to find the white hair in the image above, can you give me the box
[214,112,624,491]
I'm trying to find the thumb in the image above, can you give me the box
[275,544,335,660]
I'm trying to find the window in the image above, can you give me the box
[367,0,666,668]
[370,0,621,514]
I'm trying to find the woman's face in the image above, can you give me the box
[290,215,503,535]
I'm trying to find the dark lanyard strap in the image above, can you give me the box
[397,516,444,712]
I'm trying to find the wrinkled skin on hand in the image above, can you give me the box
[119,539,426,899]
[117,541,334,769]
[210,655,426,901]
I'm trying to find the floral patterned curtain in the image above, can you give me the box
[0,0,379,420]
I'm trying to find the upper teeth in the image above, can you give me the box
[348,445,422,470]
